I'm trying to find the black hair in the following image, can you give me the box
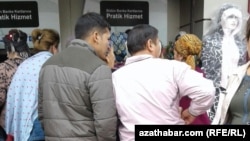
[75,12,111,39]
[125,29,131,34]
[127,24,158,55]
[2,29,30,58]
[175,34,181,42]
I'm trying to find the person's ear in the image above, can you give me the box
[146,39,154,52]
[175,50,184,61]
[50,44,58,54]
[93,31,100,44]
[178,54,184,61]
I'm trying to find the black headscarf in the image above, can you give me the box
[2,29,31,59]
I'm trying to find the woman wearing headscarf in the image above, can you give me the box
[200,3,247,123]
[110,32,128,72]
[5,28,60,141]
[174,33,211,124]
[0,29,30,131]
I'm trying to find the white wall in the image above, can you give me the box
[203,0,249,36]
[167,0,179,44]
[59,0,83,49]
[83,0,168,46]
[0,0,60,49]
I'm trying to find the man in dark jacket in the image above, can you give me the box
[38,12,117,141]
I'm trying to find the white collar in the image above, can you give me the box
[125,54,153,65]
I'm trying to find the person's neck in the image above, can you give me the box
[222,28,234,37]
[7,52,22,59]
[247,66,250,76]
[131,50,154,57]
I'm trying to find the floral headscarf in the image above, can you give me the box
[175,34,202,69]
[110,32,128,62]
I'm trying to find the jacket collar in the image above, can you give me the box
[231,61,250,78]
[69,39,96,54]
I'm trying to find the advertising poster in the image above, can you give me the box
[100,1,149,26]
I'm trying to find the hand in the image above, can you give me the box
[106,47,115,69]
[179,106,182,115]
[181,109,196,125]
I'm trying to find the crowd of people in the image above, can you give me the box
[0,2,249,141]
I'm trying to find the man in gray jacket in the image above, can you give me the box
[38,12,117,141]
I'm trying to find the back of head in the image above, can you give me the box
[2,29,30,59]
[31,28,60,53]
[175,34,202,69]
[75,12,111,40]
[125,29,131,35]
[127,24,158,55]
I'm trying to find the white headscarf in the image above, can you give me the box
[204,3,243,37]
[221,7,242,36]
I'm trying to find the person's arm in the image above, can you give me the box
[181,108,196,124]
[0,63,6,108]
[5,76,16,135]
[38,68,45,129]
[175,63,215,117]
[89,65,117,141]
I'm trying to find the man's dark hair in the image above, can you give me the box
[127,24,158,55]
[125,29,131,34]
[75,12,111,39]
